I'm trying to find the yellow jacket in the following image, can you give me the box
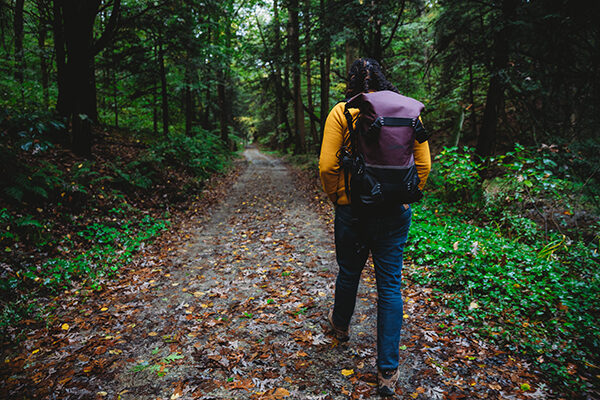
[319,101,431,205]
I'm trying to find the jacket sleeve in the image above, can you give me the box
[319,103,347,204]
[414,116,431,190]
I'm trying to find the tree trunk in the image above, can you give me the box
[319,0,330,144]
[288,0,306,153]
[113,58,118,128]
[468,60,476,140]
[272,0,292,148]
[304,0,318,150]
[53,0,69,117]
[476,0,516,158]
[272,0,281,141]
[37,6,50,108]
[217,70,229,146]
[218,19,232,148]
[345,41,353,78]
[14,0,25,103]
[62,0,100,157]
[158,37,169,136]
[184,54,194,136]
[153,83,158,135]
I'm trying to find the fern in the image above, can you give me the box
[4,186,23,202]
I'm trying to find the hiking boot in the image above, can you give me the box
[377,368,399,397]
[327,309,349,342]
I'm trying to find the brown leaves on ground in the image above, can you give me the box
[1,148,553,399]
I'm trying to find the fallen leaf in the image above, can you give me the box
[341,369,354,376]
[273,387,290,398]
[61,323,70,331]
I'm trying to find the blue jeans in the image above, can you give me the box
[332,203,412,371]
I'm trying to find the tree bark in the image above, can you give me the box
[288,0,306,153]
[14,0,25,102]
[319,0,330,144]
[62,0,100,157]
[184,53,194,136]
[158,37,169,136]
[52,0,69,117]
[273,0,292,148]
[153,83,158,135]
[304,0,318,150]
[113,55,118,128]
[218,18,232,148]
[476,0,517,158]
[37,1,50,108]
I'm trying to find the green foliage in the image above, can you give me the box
[19,205,168,293]
[409,141,600,394]
[109,159,155,190]
[494,144,574,202]
[408,198,599,392]
[149,129,230,179]
[434,146,482,203]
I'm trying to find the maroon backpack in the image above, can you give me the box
[340,90,430,210]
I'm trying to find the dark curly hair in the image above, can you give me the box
[345,58,400,98]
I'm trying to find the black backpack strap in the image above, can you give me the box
[367,116,431,143]
[414,117,431,143]
[341,103,358,202]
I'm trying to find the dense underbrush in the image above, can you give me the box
[407,144,599,395]
[0,110,236,338]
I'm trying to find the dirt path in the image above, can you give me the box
[2,147,552,399]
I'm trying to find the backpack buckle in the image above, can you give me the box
[365,117,384,141]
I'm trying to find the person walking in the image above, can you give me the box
[319,58,431,396]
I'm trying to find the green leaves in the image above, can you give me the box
[407,197,599,392]
[434,146,482,203]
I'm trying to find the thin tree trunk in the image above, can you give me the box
[217,69,229,146]
[288,0,306,153]
[153,84,158,134]
[345,41,353,78]
[273,0,292,147]
[272,0,281,141]
[38,10,50,108]
[113,58,118,128]
[319,0,330,143]
[158,37,169,136]
[53,0,69,117]
[184,54,193,136]
[304,0,317,150]
[218,19,232,148]
[469,60,476,139]
[14,0,25,103]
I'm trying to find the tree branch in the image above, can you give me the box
[93,0,121,55]
[382,0,405,51]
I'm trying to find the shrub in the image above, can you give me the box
[434,146,482,203]
[149,130,230,179]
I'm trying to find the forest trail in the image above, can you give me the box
[2,147,549,399]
